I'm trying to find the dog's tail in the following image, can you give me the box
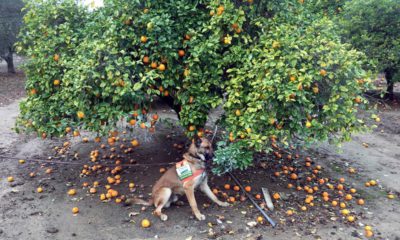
[125,197,153,206]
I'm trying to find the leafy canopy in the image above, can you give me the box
[340,0,400,81]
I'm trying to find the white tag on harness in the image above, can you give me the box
[176,161,193,180]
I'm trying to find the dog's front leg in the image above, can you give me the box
[200,181,230,207]
[184,184,205,221]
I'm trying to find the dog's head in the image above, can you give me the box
[189,137,214,161]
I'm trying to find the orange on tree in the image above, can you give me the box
[142,56,150,64]
[178,50,185,57]
[53,79,60,86]
[77,111,85,119]
[216,5,224,15]
[140,36,148,43]
[53,54,59,61]
[158,63,166,71]
[150,62,158,69]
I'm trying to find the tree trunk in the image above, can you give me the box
[161,95,181,119]
[1,47,16,74]
[385,68,395,100]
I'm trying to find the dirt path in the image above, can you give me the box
[0,89,400,239]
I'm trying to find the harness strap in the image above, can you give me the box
[181,169,205,183]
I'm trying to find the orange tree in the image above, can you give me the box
[16,0,375,173]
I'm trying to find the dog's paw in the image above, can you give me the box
[219,201,230,207]
[160,214,168,221]
[195,213,206,221]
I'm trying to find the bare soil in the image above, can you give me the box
[0,72,400,240]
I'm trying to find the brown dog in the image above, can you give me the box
[126,137,229,221]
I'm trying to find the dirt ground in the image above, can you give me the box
[1,67,400,240]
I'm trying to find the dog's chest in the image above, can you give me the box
[193,171,207,188]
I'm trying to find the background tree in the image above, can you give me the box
[339,0,400,100]
[0,0,24,73]
[16,0,375,173]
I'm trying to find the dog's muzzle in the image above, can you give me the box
[205,153,214,161]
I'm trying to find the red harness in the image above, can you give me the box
[176,160,205,183]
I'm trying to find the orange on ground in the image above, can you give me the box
[244,186,251,192]
[290,173,298,180]
[347,215,355,222]
[224,184,231,190]
[89,188,97,194]
[68,189,77,196]
[388,194,395,199]
[100,194,106,200]
[272,193,280,200]
[131,139,139,147]
[345,194,353,201]
[72,207,79,214]
[365,230,374,238]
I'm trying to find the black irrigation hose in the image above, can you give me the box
[228,172,277,227]
[0,155,175,167]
